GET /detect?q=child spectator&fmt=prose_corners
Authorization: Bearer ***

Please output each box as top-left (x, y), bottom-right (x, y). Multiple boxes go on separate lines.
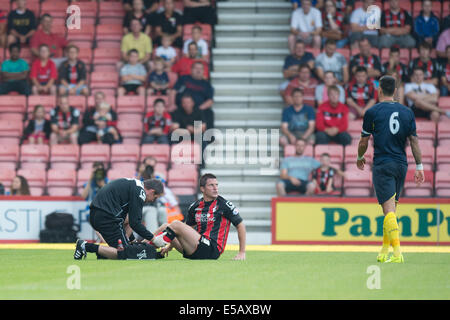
top-left (413, 0), bottom-right (440, 47)
top-left (147, 57), bottom-right (169, 96)
top-left (49, 95), bottom-right (80, 145)
top-left (7, 0), bottom-right (36, 46)
top-left (155, 35), bottom-right (178, 70)
top-left (311, 153), bottom-right (336, 195)
top-left (182, 25), bottom-right (209, 61)
top-left (30, 44), bottom-right (57, 95)
top-left (22, 104), bottom-right (51, 145)
top-left (142, 98), bottom-right (172, 144)
top-left (58, 45), bottom-right (88, 96)
top-left (346, 66), bottom-right (377, 120)
top-left (95, 114), bottom-right (121, 145)
top-left (315, 85), bottom-right (351, 146)
top-left (118, 49), bottom-right (147, 96)
top-left (0, 43), bottom-right (30, 95)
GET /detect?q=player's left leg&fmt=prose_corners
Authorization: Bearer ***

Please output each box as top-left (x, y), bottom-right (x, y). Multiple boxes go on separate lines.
top-left (157, 220), bottom-right (202, 256)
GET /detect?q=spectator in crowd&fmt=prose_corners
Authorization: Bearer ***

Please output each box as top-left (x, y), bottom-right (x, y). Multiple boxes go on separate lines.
top-left (30, 14), bottom-right (69, 68)
top-left (29, 44), bottom-right (57, 95)
top-left (81, 162), bottom-right (109, 202)
top-left (284, 64), bottom-right (318, 108)
top-left (436, 28), bottom-right (450, 58)
top-left (441, 3), bottom-right (450, 31)
top-left (291, 0), bottom-right (322, 11)
top-left (182, 0), bottom-right (217, 26)
top-left (7, 0), bottom-right (36, 46)
top-left (123, 0), bottom-right (151, 35)
top-left (8, 175), bottom-right (30, 196)
top-left (384, 69), bottom-right (405, 105)
top-left (154, 0), bottom-right (183, 48)
top-left (22, 104), bottom-right (51, 144)
top-left (171, 94), bottom-right (206, 142)
top-left (276, 138), bottom-right (320, 196)
top-left (171, 41), bottom-right (209, 79)
top-left (346, 66), bottom-right (377, 120)
top-left (171, 61), bottom-right (214, 129)
top-left (155, 35), bottom-right (178, 70)
top-left (405, 67), bottom-right (450, 122)
top-left (382, 45), bottom-right (409, 84)
top-left (315, 39), bottom-right (349, 85)
top-left (123, 0), bottom-right (159, 15)
top-left (321, 0), bottom-right (347, 48)
top-left (349, 37), bottom-right (382, 82)
top-left (378, 0), bottom-right (415, 49)
top-left (413, 0), bottom-right (440, 47)
top-left (311, 153), bottom-right (337, 195)
top-left (0, 43), bottom-right (30, 95)
top-left (142, 98), bottom-right (172, 144)
top-left (315, 85), bottom-right (351, 146)
top-left (288, 0), bottom-right (322, 52)
top-left (136, 156), bottom-right (158, 180)
top-left (148, 57), bottom-right (169, 96)
top-left (349, 0), bottom-right (379, 49)
top-left (58, 45), bottom-right (88, 96)
top-left (49, 95), bottom-right (80, 145)
top-left (440, 45), bottom-right (450, 97)
top-left (409, 41), bottom-right (440, 87)
top-left (0, 9), bottom-right (6, 48)
top-left (94, 112), bottom-right (122, 145)
top-left (280, 40), bottom-right (315, 92)
top-left (79, 92), bottom-right (118, 145)
top-left (182, 25), bottom-right (209, 61)
top-left (118, 49), bottom-right (147, 96)
top-left (120, 18), bottom-right (152, 69)
top-left (315, 71), bottom-right (346, 105)
top-left (280, 88), bottom-right (316, 146)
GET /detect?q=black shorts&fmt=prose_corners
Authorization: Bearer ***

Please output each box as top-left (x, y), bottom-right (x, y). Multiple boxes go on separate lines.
top-left (122, 84), bottom-right (141, 94)
top-left (183, 236), bottom-right (220, 260)
top-left (372, 161), bottom-right (408, 204)
top-left (281, 179), bottom-right (309, 194)
top-left (412, 105), bottom-right (431, 120)
top-left (89, 207), bottom-right (129, 248)
top-left (117, 243), bottom-right (158, 260)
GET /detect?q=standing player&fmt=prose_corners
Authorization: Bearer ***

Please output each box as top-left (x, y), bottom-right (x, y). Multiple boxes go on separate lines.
top-left (356, 75), bottom-right (425, 263)
top-left (74, 178), bottom-right (168, 260)
top-left (156, 173), bottom-right (247, 260)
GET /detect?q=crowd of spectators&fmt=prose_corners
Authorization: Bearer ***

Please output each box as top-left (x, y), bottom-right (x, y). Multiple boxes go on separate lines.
top-left (280, 0), bottom-right (450, 196)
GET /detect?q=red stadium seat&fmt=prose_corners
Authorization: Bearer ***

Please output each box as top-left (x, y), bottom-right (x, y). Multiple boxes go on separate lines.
top-left (50, 144), bottom-right (80, 170)
top-left (169, 187), bottom-right (196, 196)
top-left (0, 169), bottom-right (16, 188)
top-left (403, 170), bottom-right (434, 197)
top-left (344, 144), bottom-right (374, 167)
top-left (437, 119), bottom-right (450, 143)
top-left (41, 1), bottom-right (68, 18)
top-left (93, 48), bottom-right (122, 65)
top-left (140, 144), bottom-right (170, 164)
top-left (336, 48), bottom-right (351, 60)
top-left (110, 162), bottom-right (137, 171)
top-left (67, 24), bottom-right (96, 42)
top-left (436, 145), bottom-right (450, 171)
top-left (412, 1), bottom-right (441, 17)
top-left (0, 96), bottom-right (26, 115)
top-left (95, 24), bottom-right (124, 42)
top-left (98, 1), bottom-right (125, 17)
top-left (343, 170), bottom-right (372, 196)
top-left (284, 143), bottom-right (313, 157)
top-left (47, 169), bottom-right (77, 190)
top-left (435, 170), bottom-right (450, 197)
top-left (0, 144), bottom-right (19, 163)
top-left (167, 168), bottom-right (198, 189)
top-left (117, 96), bottom-right (145, 115)
top-left (17, 169), bottom-right (46, 195)
top-left (80, 144), bottom-right (110, 168)
top-left (111, 144), bottom-right (140, 165)
top-left (438, 97), bottom-right (450, 111)
top-left (0, 113), bottom-right (24, 121)
top-left (415, 120), bottom-right (436, 143)
top-left (90, 72), bottom-right (119, 90)
top-left (314, 145), bottom-right (344, 166)
top-left (69, 0), bottom-right (98, 18)
top-left (146, 96), bottom-right (169, 113)
top-left (170, 142), bottom-right (202, 166)
top-left (107, 168), bottom-right (136, 181)
top-left (168, 71), bottom-right (178, 89)
top-left (347, 119), bottom-right (363, 141)
top-left (27, 95), bottom-right (56, 116)
top-left (67, 96), bottom-right (87, 113)
top-left (406, 140), bottom-right (434, 170)
top-left (20, 144), bottom-right (49, 170)
top-left (117, 120), bottom-right (143, 142)
top-left (0, 120), bottom-right (23, 140)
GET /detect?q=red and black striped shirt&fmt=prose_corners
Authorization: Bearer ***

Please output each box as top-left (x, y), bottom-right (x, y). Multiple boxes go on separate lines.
top-left (381, 8), bottom-right (413, 28)
top-left (346, 80), bottom-right (378, 107)
top-left (409, 57), bottom-right (439, 81)
top-left (186, 195), bottom-right (243, 255)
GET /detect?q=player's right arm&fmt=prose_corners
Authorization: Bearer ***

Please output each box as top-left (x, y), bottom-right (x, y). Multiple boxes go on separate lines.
top-left (408, 134), bottom-right (425, 186)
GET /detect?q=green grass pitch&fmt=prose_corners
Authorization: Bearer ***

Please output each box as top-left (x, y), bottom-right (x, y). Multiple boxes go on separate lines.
top-left (0, 249), bottom-right (449, 300)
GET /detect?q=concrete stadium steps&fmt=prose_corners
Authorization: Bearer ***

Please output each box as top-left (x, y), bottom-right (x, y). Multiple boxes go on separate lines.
top-left (215, 36), bottom-right (288, 49)
top-left (214, 84), bottom-right (280, 96)
top-left (212, 48), bottom-right (290, 61)
top-left (214, 96), bottom-right (285, 109)
top-left (215, 25), bottom-right (290, 38)
top-left (211, 72), bottom-right (283, 85)
top-left (218, 13), bottom-right (289, 25)
top-left (217, 1), bottom-right (291, 15)
top-left (214, 108), bottom-right (281, 121)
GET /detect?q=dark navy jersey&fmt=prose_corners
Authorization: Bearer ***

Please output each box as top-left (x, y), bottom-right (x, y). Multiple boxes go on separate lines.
top-left (186, 195), bottom-right (243, 254)
top-left (361, 101), bottom-right (417, 166)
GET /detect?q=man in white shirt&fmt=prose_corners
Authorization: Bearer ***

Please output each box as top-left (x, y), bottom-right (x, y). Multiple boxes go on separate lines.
top-left (405, 67), bottom-right (450, 123)
top-left (182, 25), bottom-right (209, 61)
top-left (349, 0), bottom-right (379, 49)
top-left (288, 0), bottom-right (322, 52)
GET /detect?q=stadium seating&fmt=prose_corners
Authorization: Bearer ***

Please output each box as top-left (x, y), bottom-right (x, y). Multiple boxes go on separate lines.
top-left (0, 120), bottom-right (23, 145)
top-left (0, 144), bottom-right (20, 164)
top-left (0, 169), bottom-right (16, 189)
top-left (46, 169), bottom-right (77, 196)
top-left (343, 170), bottom-right (372, 197)
top-left (17, 169), bottom-right (46, 196)
top-left (314, 145), bottom-right (344, 167)
top-left (107, 168), bottom-right (136, 181)
top-left (98, 2), bottom-right (125, 24)
top-left (90, 72), bottom-right (119, 91)
top-left (284, 144), bottom-right (313, 158)
top-left (40, 1), bottom-right (68, 19)
top-left (406, 139), bottom-right (435, 170)
top-left (171, 142), bottom-right (202, 166)
top-left (344, 145), bottom-right (374, 168)
top-left (27, 95), bottom-right (56, 116)
top-left (93, 48), bottom-right (122, 66)
top-left (117, 96), bottom-right (146, 115)
top-left (117, 120), bottom-right (143, 144)
top-left (20, 144), bottom-right (50, 170)
top-left (67, 24), bottom-right (96, 43)
top-left (403, 170), bottom-right (434, 197)
top-left (80, 144), bottom-right (110, 169)
top-left (0, 96), bottom-right (27, 116)
top-left (436, 145), bottom-right (450, 171)
top-left (167, 168), bottom-right (199, 193)
top-left (140, 144), bottom-right (170, 164)
top-left (76, 168), bottom-right (91, 195)
top-left (415, 120), bottom-right (436, 143)
top-left (110, 144), bottom-right (140, 167)
top-left (50, 144), bottom-right (80, 170)
top-left (435, 171), bottom-right (450, 197)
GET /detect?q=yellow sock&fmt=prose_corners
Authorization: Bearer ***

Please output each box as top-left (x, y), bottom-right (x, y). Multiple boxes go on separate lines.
top-left (384, 212), bottom-right (401, 257)
top-left (380, 227), bottom-right (390, 255)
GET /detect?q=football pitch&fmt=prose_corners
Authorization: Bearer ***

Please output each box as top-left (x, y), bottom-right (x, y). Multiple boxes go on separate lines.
top-left (0, 245), bottom-right (449, 300)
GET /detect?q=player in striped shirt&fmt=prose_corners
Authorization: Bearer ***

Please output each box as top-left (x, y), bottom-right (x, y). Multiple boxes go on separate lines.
top-left (155, 173), bottom-right (247, 260)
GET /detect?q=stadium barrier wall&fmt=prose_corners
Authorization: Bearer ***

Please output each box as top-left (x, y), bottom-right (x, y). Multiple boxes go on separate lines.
top-left (271, 197), bottom-right (450, 245)
top-left (0, 196), bottom-right (95, 243)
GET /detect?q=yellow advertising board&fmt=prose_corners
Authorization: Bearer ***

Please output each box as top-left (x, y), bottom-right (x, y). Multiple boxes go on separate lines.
top-left (272, 198), bottom-right (450, 245)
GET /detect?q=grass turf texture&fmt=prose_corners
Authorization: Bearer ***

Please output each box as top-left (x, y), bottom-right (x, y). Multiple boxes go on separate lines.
top-left (0, 249), bottom-right (449, 300)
